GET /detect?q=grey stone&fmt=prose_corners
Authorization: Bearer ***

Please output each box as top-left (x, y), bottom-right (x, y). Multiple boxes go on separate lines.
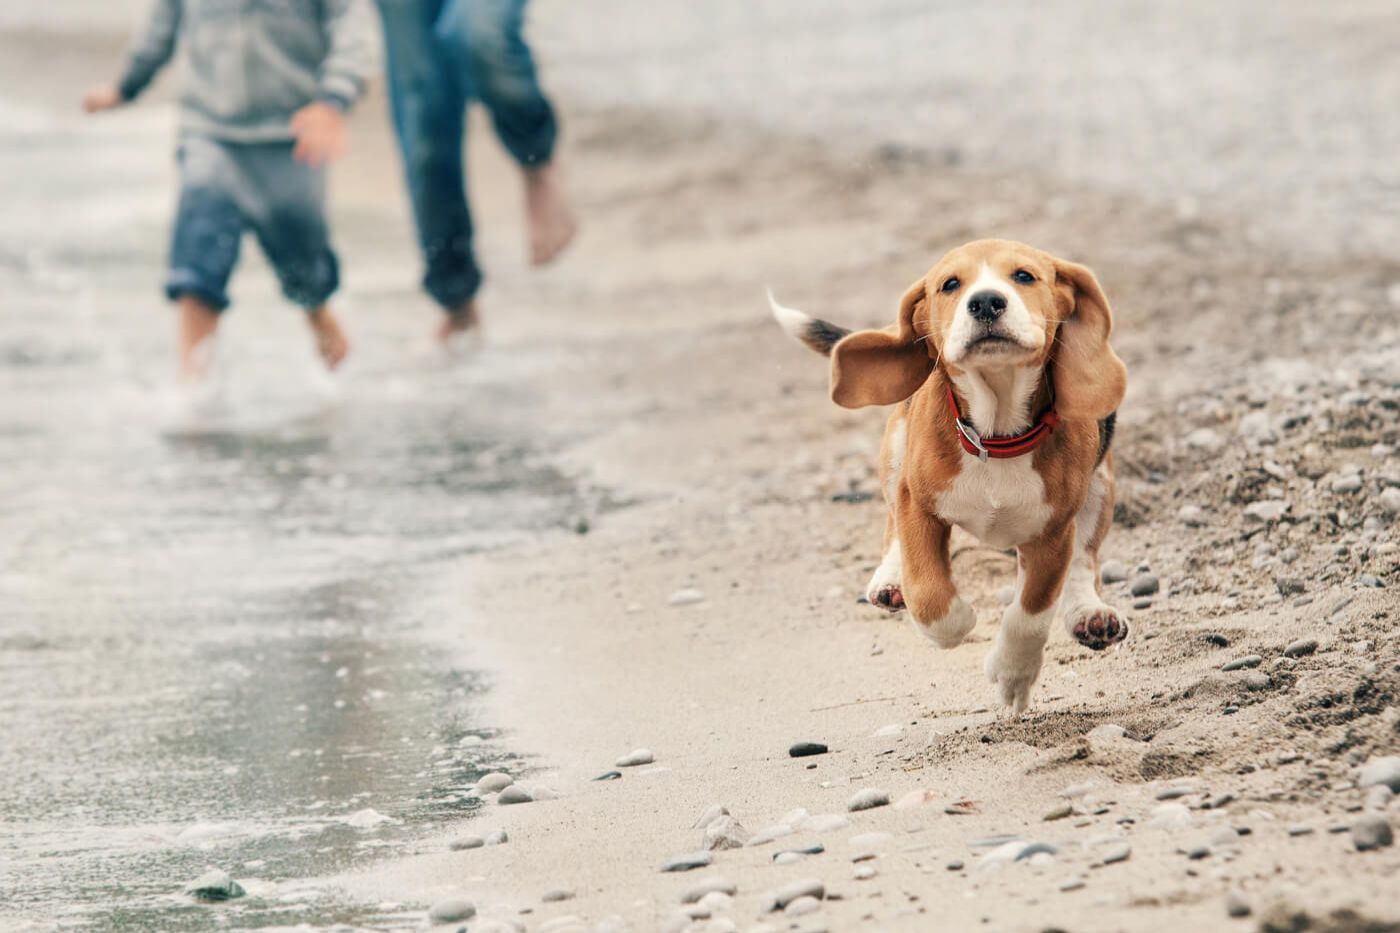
top-left (1185, 845), bottom-right (1211, 859)
top-left (1283, 638), bottom-right (1318, 658)
top-left (449, 835), bottom-right (485, 850)
top-left (1178, 504), bottom-right (1206, 527)
top-left (1203, 792), bottom-right (1235, 810)
top-left (1060, 876), bottom-right (1087, 892)
top-left (661, 851), bottom-right (713, 872)
top-left (667, 587), bottom-right (705, 606)
top-left (1100, 843), bottom-right (1132, 864)
top-left (1222, 655), bottom-right (1263, 671)
top-left (1043, 802), bottom-right (1073, 821)
top-left (427, 898), bottom-right (477, 923)
top-left (1287, 824), bottom-right (1314, 836)
top-left (616, 748), bottom-right (655, 767)
top-left (784, 895), bottom-right (822, 918)
top-left (1186, 427), bottom-right (1223, 453)
top-left (1243, 500), bottom-right (1290, 523)
top-left (1331, 473), bottom-right (1364, 494)
top-left (1365, 785), bottom-right (1395, 811)
top-left (1155, 785), bottom-right (1198, 800)
top-left (691, 804), bottom-right (729, 830)
top-left (497, 785), bottom-right (533, 805)
top-left (1244, 671), bottom-right (1271, 691)
top-left (484, 829), bottom-right (508, 845)
top-left (593, 770), bottom-right (623, 781)
top-left (475, 772), bottom-right (514, 794)
top-left (764, 877), bottom-right (824, 911)
top-left (1100, 560), bottom-right (1129, 584)
top-left (542, 889), bottom-right (576, 903)
top-left (789, 742), bottom-right (828, 757)
top-left (1129, 574), bottom-right (1160, 597)
top-left (680, 876), bottom-right (737, 904)
top-left (946, 859), bottom-right (964, 870)
top-left (1226, 891), bottom-right (1252, 918)
top-left (1352, 815), bottom-right (1394, 851)
top-left (772, 844), bottom-right (824, 862)
top-left (1132, 597), bottom-right (1153, 610)
top-left (853, 864), bottom-right (877, 880)
top-left (184, 869), bottom-right (245, 902)
top-left (847, 787), bottom-right (891, 812)
top-left (1379, 487), bottom-right (1400, 516)
top-left (704, 814), bottom-right (750, 850)
top-left (1276, 578), bottom-right (1305, 596)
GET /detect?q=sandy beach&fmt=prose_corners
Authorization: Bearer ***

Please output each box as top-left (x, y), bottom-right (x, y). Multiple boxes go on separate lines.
top-left (3, 2), bottom-right (1398, 931)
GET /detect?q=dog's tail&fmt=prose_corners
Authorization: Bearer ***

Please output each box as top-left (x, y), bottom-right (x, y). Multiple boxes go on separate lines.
top-left (768, 290), bottom-right (851, 357)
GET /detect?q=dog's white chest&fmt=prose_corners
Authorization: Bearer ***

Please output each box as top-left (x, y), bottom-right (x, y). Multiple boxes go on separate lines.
top-left (935, 457), bottom-right (1052, 548)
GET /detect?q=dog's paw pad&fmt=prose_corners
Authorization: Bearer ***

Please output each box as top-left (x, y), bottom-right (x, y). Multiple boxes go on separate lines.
top-left (1070, 608), bottom-right (1128, 651)
top-left (870, 585), bottom-right (905, 612)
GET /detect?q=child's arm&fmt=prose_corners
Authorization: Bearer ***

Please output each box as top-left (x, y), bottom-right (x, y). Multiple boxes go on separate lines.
top-left (291, 0), bottom-right (375, 165)
top-left (84, 0), bottom-right (181, 112)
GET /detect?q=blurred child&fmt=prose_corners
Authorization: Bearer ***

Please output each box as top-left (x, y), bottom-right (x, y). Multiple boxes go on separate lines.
top-left (84, 0), bottom-right (375, 388)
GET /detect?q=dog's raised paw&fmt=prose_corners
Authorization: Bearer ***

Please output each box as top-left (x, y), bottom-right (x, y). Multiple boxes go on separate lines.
top-left (869, 584), bottom-right (905, 612)
top-left (1068, 606), bottom-right (1128, 651)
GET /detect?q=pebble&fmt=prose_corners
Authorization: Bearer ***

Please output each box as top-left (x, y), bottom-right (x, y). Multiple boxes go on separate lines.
top-left (1226, 891), bottom-right (1252, 918)
top-left (485, 829), bottom-right (508, 845)
top-left (1331, 473), bottom-right (1364, 494)
top-left (542, 889), bottom-right (576, 903)
top-left (1353, 816), bottom-right (1394, 851)
top-left (1359, 756), bottom-right (1400, 793)
top-left (853, 864), bottom-right (877, 880)
top-left (1365, 786), bottom-right (1394, 811)
top-left (593, 770), bottom-right (623, 781)
top-left (661, 851), bottom-right (714, 872)
top-left (784, 895), bottom-right (822, 918)
top-left (667, 587), bottom-right (705, 606)
top-left (1222, 655), bottom-right (1263, 671)
top-left (764, 878), bottom-right (824, 912)
top-left (497, 785), bottom-right (533, 805)
top-left (1203, 793), bottom-right (1235, 810)
top-left (789, 742), bottom-right (828, 758)
top-left (1380, 487), bottom-right (1400, 516)
top-left (946, 859), bottom-right (964, 871)
top-left (1100, 843), bottom-right (1132, 864)
top-left (1185, 845), bottom-right (1211, 860)
top-left (680, 877), bottom-right (737, 903)
top-left (1154, 785), bottom-right (1197, 800)
top-left (1210, 826), bottom-right (1241, 847)
top-left (1100, 560), bottom-right (1128, 584)
top-left (1283, 638), bottom-right (1318, 658)
top-left (1243, 500), bottom-right (1290, 523)
top-left (1060, 876), bottom-right (1087, 892)
top-left (427, 898), bottom-right (477, 923)
top-left (616, 748), bottom-right (655, 767)
top-left (1200, 633), bottom-right (1230, 648)
top-left (1276, 578), bottom-right (1305, 596)
top-left (1043, 802), bottom-right (1073, 821)
top-left (1244, 672), bottom-right (1271, 691)
top-left (692, 804), bottom-right (729, 830)
top-left (1060, 781), bottom-right (1095, 799)
top-left (475, 772), bottom-right (514, 794)
top-left (847, 788), bottom-right (891, 812)
top-left (1178, 504), bottom-right (1206, 527)
top-left (704, 814), bottom-right (751, 850)
top-left (184, 869), bottom-right (245, 902)
top-left (1186, 427), bottom-right (1222, 453)
top-left (1132, 597), bottom-right (1153, 610)
top-left (1287, 824), bottom-right (1314, 836)
top-left (1129, 574), bottom-right (1160, 597)
top-left (772, 844), bottom-right (824, 863)
top-left (449, 835), bottom-right (485, 850)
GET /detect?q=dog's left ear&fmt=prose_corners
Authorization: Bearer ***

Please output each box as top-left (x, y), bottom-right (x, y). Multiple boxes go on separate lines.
top-left (830, 279), bottom-right (936, 408)
top-left (1050, 259), bottom-right (1127, 422)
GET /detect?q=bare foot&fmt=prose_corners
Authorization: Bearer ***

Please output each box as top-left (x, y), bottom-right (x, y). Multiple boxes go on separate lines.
top-left (524, 161), bottom-right (577, 266)
top-left (177, 295), bottom-right (220, 382)
top-left (306, 306), bottom-right (349, 370)
top-left (436, 301), bottom-right (482, 347)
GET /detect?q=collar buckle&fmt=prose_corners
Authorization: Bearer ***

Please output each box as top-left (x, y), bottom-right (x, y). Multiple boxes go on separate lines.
top-left (955, 418), bottom-right (989, 463)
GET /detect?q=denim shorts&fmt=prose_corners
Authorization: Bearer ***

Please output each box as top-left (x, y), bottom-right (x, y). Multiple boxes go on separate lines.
top-left (166, 136), bottom-right (340, 312)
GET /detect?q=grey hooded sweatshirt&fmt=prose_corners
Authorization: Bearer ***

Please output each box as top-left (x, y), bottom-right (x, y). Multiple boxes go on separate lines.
top-left (117, 0), bottom-right (375, 142)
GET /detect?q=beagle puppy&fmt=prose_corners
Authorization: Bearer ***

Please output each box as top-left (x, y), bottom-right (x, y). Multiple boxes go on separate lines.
top-left (773, 239), bottom-right (1128, 711)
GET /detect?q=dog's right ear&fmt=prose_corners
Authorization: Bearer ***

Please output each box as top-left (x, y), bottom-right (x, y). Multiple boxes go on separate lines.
top-left (830, 279), bottom-right (935, 408)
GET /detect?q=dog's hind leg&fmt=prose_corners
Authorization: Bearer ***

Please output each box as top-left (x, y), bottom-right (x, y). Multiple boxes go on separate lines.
top-left (1060, 456), bottom-right (1128, 650)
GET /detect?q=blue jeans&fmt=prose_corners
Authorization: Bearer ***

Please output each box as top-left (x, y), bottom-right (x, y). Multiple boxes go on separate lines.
top-left (167, 136), bottom-right (339, 312)
top-left (375, 0), bottom-right (558, 312)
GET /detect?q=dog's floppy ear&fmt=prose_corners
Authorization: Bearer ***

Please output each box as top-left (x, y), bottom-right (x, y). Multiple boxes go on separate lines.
top-left (829, 279), bottom-right (936, 409)
top-left (1051, 259), bottom-right (1127, 422)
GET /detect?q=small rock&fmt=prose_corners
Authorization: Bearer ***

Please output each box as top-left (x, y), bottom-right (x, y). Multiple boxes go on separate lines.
top-left (449, 835), bottom-right (485, 850)
top-left (1178, 504), bottom-right (1206, 527)
top-left (1154, 785), bottom-right (1197, 800)
top-left (1185, 845), bottom-right (1211, 860)
top-left (1043, 802), bottom-right (1073, 821)
top-left (1100, 843), bottom-right (1132, 864)
top-left (1359, 756), bottom-right (1400, 793)
top-left (1365, 785), bottom-right (1394, 811)
top-left (691, 804), bottom-right (729, 830)
top-left (1243, 501), bottom-right (1290, 523)
top-left (668, 587), bottom-right (705, 606)
top-left (1287, 824), bottom-right (1314, 836)
top-left (593, 770), bottom-right (623, 781)
top-left (773, 844), bottom-right (824, 862)
top-left (1222, 655), bottom-right (1263, 671)
top-left (1210, 826), bottom-right (1241, 847)
top-left (1276, 578), bottom-right (1305, 596)
top-left (184, 869), bottom-right (245, 902)
top-left (1353, 816), bottom-right (1394, 851)
top-left (789, 742), bottom-right (828, 758)
top-left (1186, 427), bottom-right (1222, 453)
top-left (1283, 638), bottom-right (1318, 658)
top-left (484, 829), bottom-right (508, 845)
top-left (1203, 792), bottom-right (1235, 810)
top-left (1244, 671), bottom-right (1271, 691)
top-left (542, 889), bottom-right (576, 903)
top-left (1060, 876), bottom-right (1087, 892)
top-left (784, 895), bottom-right (821, 918)
top-left (1100, 560), bottom-right (1128, 584)
top-left (616, 748), bottom-right (655, 767)
top-left (1129, 574), bottom-right (1160, 597)
top-left (1226, 891), bottom-right (1252, 918)
top-left (847, 788), bottom-right (891, 812)
top-left (1331, 473), bottom-right (1364, 494)
top-left (497, 785), bottom-right (533, 805)
top-left (475, 772), bottom-right (514, 794)
top-left (946, 859), bottom-right (964, 871)
top-left (427, 898), bottom-right (477, 923)
top-left (853, 864), bottom-right (877, 880)
top-left (1200, 633), bottom-right (1230, 648)
top-left (704, 814), bottom-right (750, 850)
top-left (1379, 487), bottom-right (1400, 516)
top-left (661, 851), bottom-right (713, 873)
top-left (1132, 597), bottom-right (1153, 610)
top-left (681, 877), bottom-right (737, 904)
top-left (764, 877), bottom-right (824, 912)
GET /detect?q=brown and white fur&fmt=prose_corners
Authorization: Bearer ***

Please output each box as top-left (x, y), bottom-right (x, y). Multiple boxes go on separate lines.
top-left (772, 239), bottom-right (1128, 712)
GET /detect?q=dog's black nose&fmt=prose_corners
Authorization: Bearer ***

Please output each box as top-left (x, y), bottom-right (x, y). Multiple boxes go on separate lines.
top-left (967, 290), bottom-right (1008, 322)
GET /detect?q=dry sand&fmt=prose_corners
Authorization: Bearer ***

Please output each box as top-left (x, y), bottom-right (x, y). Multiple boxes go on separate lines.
top-left (327, 103), bottom-right (1400, 932)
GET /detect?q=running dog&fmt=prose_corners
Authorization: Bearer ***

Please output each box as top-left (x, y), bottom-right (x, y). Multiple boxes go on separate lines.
top-left (773, 239), bottom-right (1128, 711)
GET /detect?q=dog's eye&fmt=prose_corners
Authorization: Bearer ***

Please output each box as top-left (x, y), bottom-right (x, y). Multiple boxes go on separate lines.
top-left (1011, 269), bottom-right (1035, 284)
top-left (941, 277), bottom-right (961, 293)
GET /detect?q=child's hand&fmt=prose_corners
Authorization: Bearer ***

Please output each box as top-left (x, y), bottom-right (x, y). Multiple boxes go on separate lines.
top-left (291, 102), bottom-right (348, 167)
top-left (82, 84), bottom-right (124, 113)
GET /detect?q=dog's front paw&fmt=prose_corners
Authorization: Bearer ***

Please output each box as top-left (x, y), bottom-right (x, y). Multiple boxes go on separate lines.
top-left (1065, 604), bottom-right (1128, 651)
top-left (911, 597), bottom-right (977, 649)
top-left (868, 583), bottom-right (905, 612)
top-left (984, 637), bottom-right (1044, 713)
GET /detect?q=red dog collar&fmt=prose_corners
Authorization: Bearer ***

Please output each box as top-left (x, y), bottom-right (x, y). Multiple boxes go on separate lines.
top-left (946, 382), bottom-right (1060, 462)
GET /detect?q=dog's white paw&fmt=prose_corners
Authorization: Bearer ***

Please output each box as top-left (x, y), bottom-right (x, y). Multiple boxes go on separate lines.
top-left (1063, 603), bottom-right (1129, 651)
top-left (867, 583), bottom-right (905, 612)
top-left (911, 597), bottom-right (977, 649)
top-left (984, 636), bottom-right (1044, 713)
